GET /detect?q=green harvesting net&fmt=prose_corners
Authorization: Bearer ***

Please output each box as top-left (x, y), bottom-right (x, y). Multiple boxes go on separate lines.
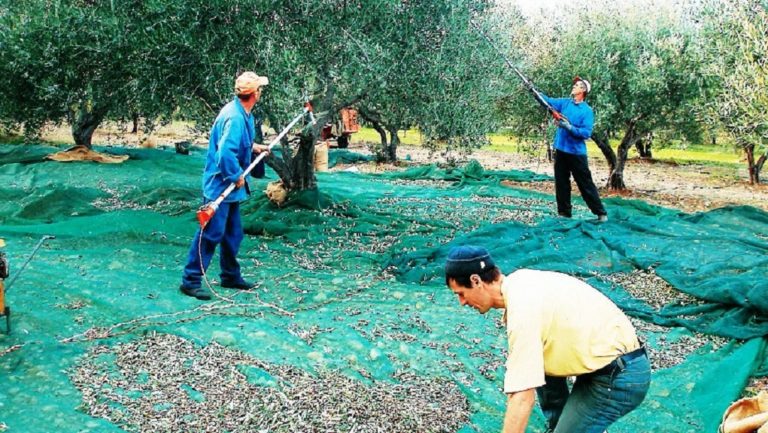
top-left (0, 143), bottom-right (766, 433)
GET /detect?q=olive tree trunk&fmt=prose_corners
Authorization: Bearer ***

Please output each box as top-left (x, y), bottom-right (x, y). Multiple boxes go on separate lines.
top-left (592, 131), bottom-right (618, 178)
top-left (358, 107), bottom-right (398, 163)
top-left (594, 121), bottom-right (644, 191)
top-left (71, 105), bottom-right (108, 148)
top-left (265, 112), bottom-right (323, 192)
top-left (634, 132), bottom-right (653, 158)
top-left (265, 85), bottom-right (365, 192)
top-left (387, 126), bottom-right (399, 162)
top-left (756, 153), bottom-right (767, 184)
top-left (745, 144), bottom-right (767, 184)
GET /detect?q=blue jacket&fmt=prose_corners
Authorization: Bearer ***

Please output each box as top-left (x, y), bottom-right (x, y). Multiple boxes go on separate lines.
top-left (202, 98), bottom-right (255, 203)
top-left (542, 94), bottom-right (594, 155)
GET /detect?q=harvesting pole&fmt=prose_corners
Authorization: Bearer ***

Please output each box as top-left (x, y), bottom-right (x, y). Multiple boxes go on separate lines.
top-left (1, 234), bottom-right (55, 334)
top-left (470, 20), bottom-right (567, 122)
top-left (196, 102), bottom-right (315, 228)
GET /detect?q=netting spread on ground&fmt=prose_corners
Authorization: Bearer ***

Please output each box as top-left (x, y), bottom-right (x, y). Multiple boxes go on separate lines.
top-left (0, 143), bottom-right (767, 433)
top-left (71, 333), bottom-right (469, 433)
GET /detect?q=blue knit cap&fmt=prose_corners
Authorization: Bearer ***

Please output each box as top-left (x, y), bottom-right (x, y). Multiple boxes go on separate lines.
top-left (445, 245), bottom-right (495, 278)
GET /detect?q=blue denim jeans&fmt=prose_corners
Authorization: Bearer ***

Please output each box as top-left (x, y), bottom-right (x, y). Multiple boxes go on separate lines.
top-left (181, 201), bottom-right (244, 288)
top-left (537, 349), bottom-right (651, 433)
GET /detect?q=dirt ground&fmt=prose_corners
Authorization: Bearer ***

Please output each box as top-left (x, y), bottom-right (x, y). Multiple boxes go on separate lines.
top-left (38, 123), bottom-right (768, 213)
top-left (346, 142), bottom-right (768, 213)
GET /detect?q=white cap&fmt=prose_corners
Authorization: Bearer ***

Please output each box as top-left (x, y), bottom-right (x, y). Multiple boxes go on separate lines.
top-left (574, 76), bottom-right (591, 94)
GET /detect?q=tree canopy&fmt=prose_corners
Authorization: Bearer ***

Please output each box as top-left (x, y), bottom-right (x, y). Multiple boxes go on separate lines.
top-left (1, 0), bottom-right (766, 188)
top-left (0, 1), bottom-right (135, 146)
top-left (500, 0), bottom-right (707, 189)
top-left (699, 0), bottom-right (768, 183)
top-left (0, 0), bottom-right (509, 191)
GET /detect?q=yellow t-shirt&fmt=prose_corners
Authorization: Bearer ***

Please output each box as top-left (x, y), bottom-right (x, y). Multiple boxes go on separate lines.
top-left (502, 269), bottom-right (640, 393)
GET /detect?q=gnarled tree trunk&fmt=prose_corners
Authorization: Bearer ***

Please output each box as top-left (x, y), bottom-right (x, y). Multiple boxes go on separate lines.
top-left (265, 110), bottom-right (323, 193)
top-left (592, 131), bottom-right (617, 174)
top-left (71, 106), bottom-right (108, 148)
top-left (756, 153), bottom-right (766, 184)
top-left (264, 84), bottom-right (364, 193)
top-left (386, 126), bottom-right (399, 162)
top-left (591, 131), bottom-right (617, 189)
top-left (369, 118), bottom-right (389, 160)
top-left (358, 107), bottom-right (398, 163)
top-left (607, 121), bottom-right (643, 190)
top-left (635, 132), bottom-right (653, 158)
top-left (288, 129), bottom-right (319, 190)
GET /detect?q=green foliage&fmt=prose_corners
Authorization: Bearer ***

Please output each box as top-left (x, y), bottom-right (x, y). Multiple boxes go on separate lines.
top-left (497, 0), bottom-right (711, 188)
top-left (0, 1), bottom-right (134, 140)
top-left (0, 0), bottom-right (506, 159)
top-left (355, 1), bottom-right (511, 154)
top-left (699, 0), bottom-right (768, 167)
top-left (505, 0), bottom-right (706, 139)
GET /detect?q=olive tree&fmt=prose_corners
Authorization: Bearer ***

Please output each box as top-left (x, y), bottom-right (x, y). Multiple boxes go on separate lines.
top-left (355, 2), bottom-right (512, 162)
top-left (150, 0), bottom-right (505, 190)
top-left (699, 0), bottom-right (768, 184)
top-left (502, 0), bottom-right (707, 190)
top-left (584, 5), bottom-right (706, 190)
top-left (0, 0), bottom-right (507, 193)
top-left (0, 0), bottom-right (135, 147)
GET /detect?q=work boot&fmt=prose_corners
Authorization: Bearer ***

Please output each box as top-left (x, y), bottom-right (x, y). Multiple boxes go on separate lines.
top-left (597, 214), bottom-right (608, 222)
top-left (180, 285), bottom-right (212, 300)
top-left (220, 279), bottom-right (255, 290)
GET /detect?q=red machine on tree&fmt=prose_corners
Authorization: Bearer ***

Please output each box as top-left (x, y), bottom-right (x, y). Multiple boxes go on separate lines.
top-left (320, 107), bottom-right (360, 149)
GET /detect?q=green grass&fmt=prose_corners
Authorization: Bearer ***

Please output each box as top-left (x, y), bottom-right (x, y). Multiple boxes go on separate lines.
top-left (648, 144), bottom-right (741, 165)
top-left (352, 127), bottom-right (422, 146)
top-left (380, 128), bottom-right (742, 165)
top-left (488, 139), bottom-right (741, 165)
top-left (0, 132), bottom-right (26, 144)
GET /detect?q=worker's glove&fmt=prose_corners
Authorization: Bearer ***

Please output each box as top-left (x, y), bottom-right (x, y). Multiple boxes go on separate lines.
top-left (557, 119), bottom-right (573, 131)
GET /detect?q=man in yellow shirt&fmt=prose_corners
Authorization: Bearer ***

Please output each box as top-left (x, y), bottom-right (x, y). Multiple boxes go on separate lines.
top-left (445, 245), bottom-right (650, 433)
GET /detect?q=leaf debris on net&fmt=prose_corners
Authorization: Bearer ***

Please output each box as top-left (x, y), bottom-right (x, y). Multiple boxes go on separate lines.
top-left (595, 269), bottom-right (728, 371)
top-left (597, 268), bottom-right (705, 311)
top-left (628, 318), bottom-right (728, 371)
top-left (71, 333), bottom-right (470, 433)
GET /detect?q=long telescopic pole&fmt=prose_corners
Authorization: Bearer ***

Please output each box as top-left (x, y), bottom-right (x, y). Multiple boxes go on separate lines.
top-left (196, 102), bottom-right (314, 228)
top-left (5, 235), bottom-right (55, 292)
top-left (469, 20), bottom-right (566, 122)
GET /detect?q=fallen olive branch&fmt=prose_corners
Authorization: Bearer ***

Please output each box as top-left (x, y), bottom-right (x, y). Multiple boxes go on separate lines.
top-left (0, 344), bottom-right (23, 358)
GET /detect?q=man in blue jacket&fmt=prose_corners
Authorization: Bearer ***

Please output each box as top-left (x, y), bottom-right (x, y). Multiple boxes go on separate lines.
top-left (180, 71), bottom-right (270, 300)
top-left (542, 77), bottom-right (607, 222)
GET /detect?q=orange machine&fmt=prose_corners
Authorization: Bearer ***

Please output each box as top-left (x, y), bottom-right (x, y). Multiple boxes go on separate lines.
top-left (340, 107), bottom-right (360, 134)
top-left (334, 107), bottom-right (359, 149)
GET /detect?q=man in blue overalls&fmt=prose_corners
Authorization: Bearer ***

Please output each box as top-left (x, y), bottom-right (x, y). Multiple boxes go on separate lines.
top-left (180, 72), bottom-right (269, 300)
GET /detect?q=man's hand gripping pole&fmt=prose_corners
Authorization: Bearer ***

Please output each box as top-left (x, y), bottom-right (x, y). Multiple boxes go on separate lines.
top-left (196, 102), bottom-right (315, 228)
